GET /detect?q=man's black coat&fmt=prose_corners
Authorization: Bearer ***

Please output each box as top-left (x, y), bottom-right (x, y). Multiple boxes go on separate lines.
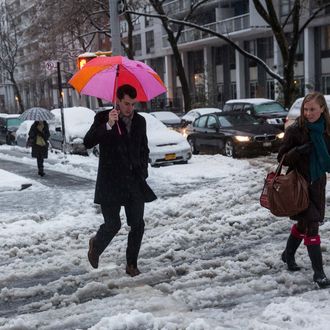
top-left (84, 110), bottom-right (156, 205)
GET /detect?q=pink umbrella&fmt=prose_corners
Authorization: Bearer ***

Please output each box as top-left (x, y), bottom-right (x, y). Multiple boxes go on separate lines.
top-left (69, 56), bottom-right (167, 103)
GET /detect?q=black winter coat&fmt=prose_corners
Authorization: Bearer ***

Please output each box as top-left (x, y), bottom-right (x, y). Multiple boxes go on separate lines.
top-left (278, 119), bottom-right (330, 222)
top-left (84, 110), bottom-right (156, 205)
top-left (28, 121), bottom-right (50, 159)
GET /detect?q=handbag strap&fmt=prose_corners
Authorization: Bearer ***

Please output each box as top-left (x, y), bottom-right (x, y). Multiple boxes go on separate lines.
top-left (270, 154), bottom-right (286, 184)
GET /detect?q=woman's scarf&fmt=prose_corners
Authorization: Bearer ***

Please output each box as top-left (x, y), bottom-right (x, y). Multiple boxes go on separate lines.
top-left (307, 115), bottom-right (330, 182)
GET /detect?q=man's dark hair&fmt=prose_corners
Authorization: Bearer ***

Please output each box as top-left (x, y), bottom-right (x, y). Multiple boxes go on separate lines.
top-left (117, 84), bottom-right (137, 100)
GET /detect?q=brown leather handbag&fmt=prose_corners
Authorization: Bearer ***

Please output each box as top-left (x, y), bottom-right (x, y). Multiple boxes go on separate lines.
top-left (260, 155), bottom-right (309, 217)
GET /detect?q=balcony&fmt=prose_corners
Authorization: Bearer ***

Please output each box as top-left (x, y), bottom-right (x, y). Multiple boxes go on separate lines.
top-left (163, 0), bottom-right (219, 16)
top-left (162, 13), bottom-right (250, 48)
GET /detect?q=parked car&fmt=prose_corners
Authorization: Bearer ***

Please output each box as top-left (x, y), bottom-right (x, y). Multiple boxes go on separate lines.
top-left (15, 120), bottom-right (34, 147)
top-left (139, 112), bottom-right (192, 166)
top-left (49, 106), bottom-right (96, 155)
top-left (0, 114), bottom-right (22, 145)
top-left (149, 111), bottom-right (182, 131)
top-left (186, 111), bottom-right (284, 158)
top-left (181, 108), bottom-right (222, 126)
top-left (285, 95), bottom-right (330, 130)
top-left (223, 98), bottom-right (287, 130)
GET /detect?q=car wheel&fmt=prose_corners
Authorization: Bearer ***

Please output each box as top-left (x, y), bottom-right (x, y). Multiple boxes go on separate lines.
top-left (188, 137), bottom-right (199, 155)
top-left (224, 139), bottom-right (236, 158)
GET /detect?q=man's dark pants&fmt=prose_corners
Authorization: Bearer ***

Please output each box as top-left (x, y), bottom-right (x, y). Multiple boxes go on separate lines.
top-left (93, 180), bottom-right (145, 267)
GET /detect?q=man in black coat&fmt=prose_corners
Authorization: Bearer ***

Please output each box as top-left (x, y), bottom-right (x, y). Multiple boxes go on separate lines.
top-left (84, 84), bottom-right (156, 277)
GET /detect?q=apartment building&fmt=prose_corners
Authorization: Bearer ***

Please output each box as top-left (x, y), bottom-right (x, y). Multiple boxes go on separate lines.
top-left (123, 0), bottom-right (330, 110)
top-left (1, 0), bottom-right (330, 113)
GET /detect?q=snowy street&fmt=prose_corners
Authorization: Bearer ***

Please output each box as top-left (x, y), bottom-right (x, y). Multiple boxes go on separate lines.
top-left (1, 145), bottom-right (330, 330)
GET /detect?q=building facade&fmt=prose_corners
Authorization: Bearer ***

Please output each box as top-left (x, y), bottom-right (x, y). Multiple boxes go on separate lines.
top-left (1, 0), bottom-right (330, 113)
top-left (123, 0), bottom-right (330, 110)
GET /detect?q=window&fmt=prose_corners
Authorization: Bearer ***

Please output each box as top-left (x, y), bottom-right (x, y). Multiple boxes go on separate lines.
top-left (233, 104), bottom-right (244, 111)
top-left (231, 83), bottom-right (237, 99)
top-left (196, 116), bottom-right (208, 128)
top-left (249, 81), bottom-right (257, 98)
top-left (206, 116), bottom-right (217, 129)
top-left (133, 14), bottom-right (141, 29)
top-left (121, 21), bottom-right (128, 33)
top-left (267, 80), bottom-right (275, 99)
top-left (322, 76), bottom-right (330, 94)
top-left (264, 37), bottom-right (274, 59)
top-left (321, 25), bottom-right (330, 51)
top-left (280, 0), bottom-right (293, 16)
top-left (133, 34), bottom-right (141, 56)
top-left (145, 5), bottom-right (153, 27)
top-left (146, 31), bottom-right (154, 54)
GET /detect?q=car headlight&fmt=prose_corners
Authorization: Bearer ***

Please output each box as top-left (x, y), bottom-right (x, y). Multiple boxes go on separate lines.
top-left (276, 132), bottom-right (285, 139)
top-left (234, 136), bottom-right (250, 142)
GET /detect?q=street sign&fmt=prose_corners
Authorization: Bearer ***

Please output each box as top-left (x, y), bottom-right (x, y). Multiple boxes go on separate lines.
top-left (44, 60), bottom-right (57, 73)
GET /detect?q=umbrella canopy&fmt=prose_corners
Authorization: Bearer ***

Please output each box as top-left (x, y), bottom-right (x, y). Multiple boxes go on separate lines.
top-left (69, 56), bottom-right (167, 103)
top-left (19, 107), bottom-right (55, 121)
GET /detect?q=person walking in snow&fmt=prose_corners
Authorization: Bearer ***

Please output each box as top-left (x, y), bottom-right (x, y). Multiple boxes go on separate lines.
top-left (278, 92), bottom-right (330, 288)
top-left (27, 120), bottom-right (50, 176)
top-left (83, 84), bottom-right (156, 277)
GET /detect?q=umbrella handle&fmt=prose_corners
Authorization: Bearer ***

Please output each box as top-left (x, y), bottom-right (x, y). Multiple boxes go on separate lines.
top-left (116, 122), bottom-right (122, 135)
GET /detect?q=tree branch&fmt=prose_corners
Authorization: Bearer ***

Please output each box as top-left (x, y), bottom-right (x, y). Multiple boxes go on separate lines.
top-left (126, 10), bottom-right (284, 84)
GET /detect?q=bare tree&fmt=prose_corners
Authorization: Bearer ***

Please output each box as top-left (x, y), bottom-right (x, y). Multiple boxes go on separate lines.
top-left (138, 0), bottom-right (210, 113)
top-left (128, 0), bottom-right (330, 108)
top-left (0, 2), bottom-right (24, 113)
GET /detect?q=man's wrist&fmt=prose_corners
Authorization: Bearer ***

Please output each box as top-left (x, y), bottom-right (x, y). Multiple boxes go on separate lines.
top-left (106, 122), bottom-right (113, 130)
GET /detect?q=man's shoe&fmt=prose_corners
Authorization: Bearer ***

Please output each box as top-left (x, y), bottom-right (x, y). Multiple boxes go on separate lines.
top-left (126, 264), bottom-right (141, 277)
top-left (313, 274), bottom-right (330, 289)
top-left (88, 237), bottom-right (99, 269)
top-left (38, 171), bottom-right (45, 177)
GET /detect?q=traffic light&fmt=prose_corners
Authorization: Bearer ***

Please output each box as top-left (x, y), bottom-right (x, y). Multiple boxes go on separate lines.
top-left (77, 53), bottom-right (96, 70)
top-left (77, 57), bottom-right (88, 69)
top-left (76, 51), bottom-right (112, 70)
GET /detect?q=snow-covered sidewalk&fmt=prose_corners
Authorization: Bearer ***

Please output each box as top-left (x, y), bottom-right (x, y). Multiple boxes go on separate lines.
top-left (1, 146), bottom-right (330, 330)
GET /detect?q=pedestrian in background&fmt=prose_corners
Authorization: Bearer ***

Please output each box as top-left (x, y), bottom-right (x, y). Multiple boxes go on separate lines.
top-left (27, 120), bottom-right (50, 177)
top-left (278, 91), bottom-right (330, 288)
top-left (84, 84), bottom-right (156, 277)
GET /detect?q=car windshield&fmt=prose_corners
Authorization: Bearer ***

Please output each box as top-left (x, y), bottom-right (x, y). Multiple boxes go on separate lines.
top-left (254, 102), bottom-right (285, 114)
top-left (217, 113), bottom-right (259, 127)
top-left (7, 118), bottom-right (21, 128)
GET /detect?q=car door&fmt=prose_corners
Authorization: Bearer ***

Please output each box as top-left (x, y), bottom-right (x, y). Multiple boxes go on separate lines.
top-left (0, 118), bottom-right (6, 144)
top-left (192, 115), bottom-right (208, 151)
top-left (203, 115), bottom-right (220, 152)
top-left (214, 116), bottom-right (231, 152)
top-left (49, 117), bottom-right (63, 150)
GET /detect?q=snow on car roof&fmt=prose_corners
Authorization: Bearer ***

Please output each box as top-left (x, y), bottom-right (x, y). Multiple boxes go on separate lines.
top-left (149, 111), bottom-right (180, 121)
top-left (225, 98), bottom-right (276, 105)
top-left (139, 112), bottom-right (186, 145)
top-left (51, 106), bottom-right (95, 140)
top-left (0, 113), bottom-right (20, 118)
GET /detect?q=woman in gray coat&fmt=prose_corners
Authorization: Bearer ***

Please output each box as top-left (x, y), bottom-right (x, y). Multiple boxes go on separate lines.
top-left (278, 92), bottom-right (330, 288)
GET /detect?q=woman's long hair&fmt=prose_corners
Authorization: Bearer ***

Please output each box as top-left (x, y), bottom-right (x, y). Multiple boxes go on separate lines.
top-left (298, 92), bottom-right (330, 135)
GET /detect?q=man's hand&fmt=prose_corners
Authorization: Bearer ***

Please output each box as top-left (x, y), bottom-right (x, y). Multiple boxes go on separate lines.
top-left (108, 109), bottom-right (119, 127)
